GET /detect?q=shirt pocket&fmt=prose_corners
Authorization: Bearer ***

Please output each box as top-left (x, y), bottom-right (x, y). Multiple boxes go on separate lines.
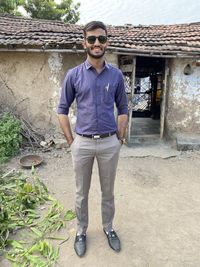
top-left (103, 84), bottom-right (115, 104)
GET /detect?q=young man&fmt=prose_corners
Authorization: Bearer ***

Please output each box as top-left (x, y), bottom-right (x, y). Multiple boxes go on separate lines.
top-left (57, 21), bottom-right (128, 257)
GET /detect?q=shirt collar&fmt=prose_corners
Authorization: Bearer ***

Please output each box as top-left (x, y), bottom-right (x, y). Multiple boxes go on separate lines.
top-left (84, 59), bottom-right (110, 70)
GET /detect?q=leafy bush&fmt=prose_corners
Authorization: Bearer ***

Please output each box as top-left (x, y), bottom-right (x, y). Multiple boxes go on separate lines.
top-left (0, 113), bottom-right (22, 163)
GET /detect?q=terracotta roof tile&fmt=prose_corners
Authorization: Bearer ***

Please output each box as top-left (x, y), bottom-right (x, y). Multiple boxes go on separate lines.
top-left (0, 15), bottom-right (200, 56)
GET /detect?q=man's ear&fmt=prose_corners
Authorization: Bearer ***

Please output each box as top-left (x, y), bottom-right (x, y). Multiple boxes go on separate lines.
top-left (82, 39), bottom-right (86, 49)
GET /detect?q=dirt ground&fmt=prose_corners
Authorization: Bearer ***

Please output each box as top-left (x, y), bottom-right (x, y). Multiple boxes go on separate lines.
top-left (1, 143), bottom-right (200, 267)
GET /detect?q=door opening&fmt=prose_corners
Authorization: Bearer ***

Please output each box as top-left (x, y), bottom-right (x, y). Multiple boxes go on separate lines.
top-left (119, 55), bottom-right (166, 144)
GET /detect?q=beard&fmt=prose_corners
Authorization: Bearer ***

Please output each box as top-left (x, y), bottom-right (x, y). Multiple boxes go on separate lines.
top-left (85, 46), bottom-right (106, 59)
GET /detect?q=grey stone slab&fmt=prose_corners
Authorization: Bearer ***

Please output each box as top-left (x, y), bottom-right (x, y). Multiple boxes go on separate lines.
top-left (120, 142), bottom-right (180, 159)
top-left (176, 134), bottom-right (200, 151)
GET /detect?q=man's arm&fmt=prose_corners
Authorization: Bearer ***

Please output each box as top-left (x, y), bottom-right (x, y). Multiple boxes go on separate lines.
top-left (58, 114), bottom-right (74, 146)
top-left (115, 71), bottom-right (129, 142)
top-left (117, 114), bottom-right (128, 142)
top-left (57, 69), bottom-right (76, 146)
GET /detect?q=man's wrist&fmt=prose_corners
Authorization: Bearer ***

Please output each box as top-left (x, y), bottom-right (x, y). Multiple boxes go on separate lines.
top-left (68, 138), bottom-right (74, 146)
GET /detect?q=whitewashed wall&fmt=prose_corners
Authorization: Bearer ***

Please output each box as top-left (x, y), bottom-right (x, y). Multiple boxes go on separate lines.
top-left (166, 58), bottom-right (200, 138)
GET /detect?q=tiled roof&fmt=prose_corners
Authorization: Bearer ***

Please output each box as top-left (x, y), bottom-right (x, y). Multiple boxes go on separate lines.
top-left (0, 15), bottom-right (200, 57)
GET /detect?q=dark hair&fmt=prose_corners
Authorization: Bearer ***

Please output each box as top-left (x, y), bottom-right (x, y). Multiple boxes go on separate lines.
top-left (83, 21), bottom-right (107, 38)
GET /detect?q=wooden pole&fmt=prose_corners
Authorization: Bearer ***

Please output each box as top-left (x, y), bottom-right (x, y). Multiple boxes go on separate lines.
top-left (127, 56), bottom-right (136, 143)
top-left (160, 59), bottom-right (169, 139)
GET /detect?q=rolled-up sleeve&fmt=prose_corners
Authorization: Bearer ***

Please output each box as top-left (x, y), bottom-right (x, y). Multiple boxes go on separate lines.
top-left (57, 70), bottom-right (75, 115)
top-left (115, 71), bottom-right (128, 115)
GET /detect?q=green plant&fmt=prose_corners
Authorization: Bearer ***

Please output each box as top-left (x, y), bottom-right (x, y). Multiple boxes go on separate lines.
top-left (0, 113), bottom-right (22, 163)
top-left (0, 0), bottom-right (81, 24)
top-left (0, 169), bottom-right (76, 266)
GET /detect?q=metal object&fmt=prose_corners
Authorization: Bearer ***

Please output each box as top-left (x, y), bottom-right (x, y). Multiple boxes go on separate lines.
top-left (19, 154), bottom-right (43, 168)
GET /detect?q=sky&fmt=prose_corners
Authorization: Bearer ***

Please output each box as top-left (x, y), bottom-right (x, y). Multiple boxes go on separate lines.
top-left (73, 0), bottom-right (200, 26)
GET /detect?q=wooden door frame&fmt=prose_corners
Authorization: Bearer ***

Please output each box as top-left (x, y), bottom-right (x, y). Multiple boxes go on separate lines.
top-left (160, 59), bottom-right (169, 139)
top-left (126, 56), bottom-right (168, 142)
top-left (127, 56), bottom-right (136, 143)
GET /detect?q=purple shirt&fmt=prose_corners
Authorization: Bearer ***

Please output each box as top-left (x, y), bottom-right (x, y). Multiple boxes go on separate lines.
top-left (57, 60), bottom-right (128, 135)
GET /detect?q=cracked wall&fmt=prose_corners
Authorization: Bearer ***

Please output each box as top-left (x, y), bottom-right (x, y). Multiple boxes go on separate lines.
top-left (0, 52), bottom-right (118, 135)
top-left (0, 52), bottom-right (85, 135)
top-left (166, 58), bottom-right (200, 139)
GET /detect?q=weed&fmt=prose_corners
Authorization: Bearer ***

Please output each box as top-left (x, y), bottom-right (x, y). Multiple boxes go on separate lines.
top-left (0, 113), bottom-right (22, 163)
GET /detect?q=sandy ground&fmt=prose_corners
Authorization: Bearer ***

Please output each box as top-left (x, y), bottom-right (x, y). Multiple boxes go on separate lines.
top-left (1, 143), bottom-right (200, 267)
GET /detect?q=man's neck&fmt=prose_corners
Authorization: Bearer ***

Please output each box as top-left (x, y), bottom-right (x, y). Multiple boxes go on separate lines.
top-left (87, 56), bottom-right (105, 73)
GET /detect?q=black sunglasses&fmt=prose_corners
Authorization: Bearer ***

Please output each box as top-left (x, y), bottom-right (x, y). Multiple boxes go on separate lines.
top-left (86, 35), bottom-right (107, 44)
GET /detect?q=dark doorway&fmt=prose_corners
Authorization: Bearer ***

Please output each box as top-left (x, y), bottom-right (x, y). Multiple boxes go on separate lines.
top-left (131, 56), bottom-right (165, 142)
top-left (133, 56), bottom-right (165, 119)
top-left (119, 55), bottom-right (166, 144)
top-left (131, 56), bottom-right (165, 143)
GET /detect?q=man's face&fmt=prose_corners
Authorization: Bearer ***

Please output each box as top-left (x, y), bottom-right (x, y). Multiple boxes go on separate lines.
top-left (83, 28), bottom-right (108, 59)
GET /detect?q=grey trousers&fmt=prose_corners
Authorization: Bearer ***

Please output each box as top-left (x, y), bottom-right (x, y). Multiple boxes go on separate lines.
top-left (71, 134), bottom-right (121, 235)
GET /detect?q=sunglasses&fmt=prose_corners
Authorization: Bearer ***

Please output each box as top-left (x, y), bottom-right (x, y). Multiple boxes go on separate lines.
top-left (86, 35), bottom-right (107, 44)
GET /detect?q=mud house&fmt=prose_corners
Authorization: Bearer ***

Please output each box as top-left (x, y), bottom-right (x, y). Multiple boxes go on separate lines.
top-left (0, 15), bottom-right (199, 145)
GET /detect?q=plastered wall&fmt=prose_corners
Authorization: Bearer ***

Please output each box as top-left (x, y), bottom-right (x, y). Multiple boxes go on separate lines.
top-left (0, 51), bottom-right (118, 135)
top-left (165, 58), bottom-right (200, 138)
